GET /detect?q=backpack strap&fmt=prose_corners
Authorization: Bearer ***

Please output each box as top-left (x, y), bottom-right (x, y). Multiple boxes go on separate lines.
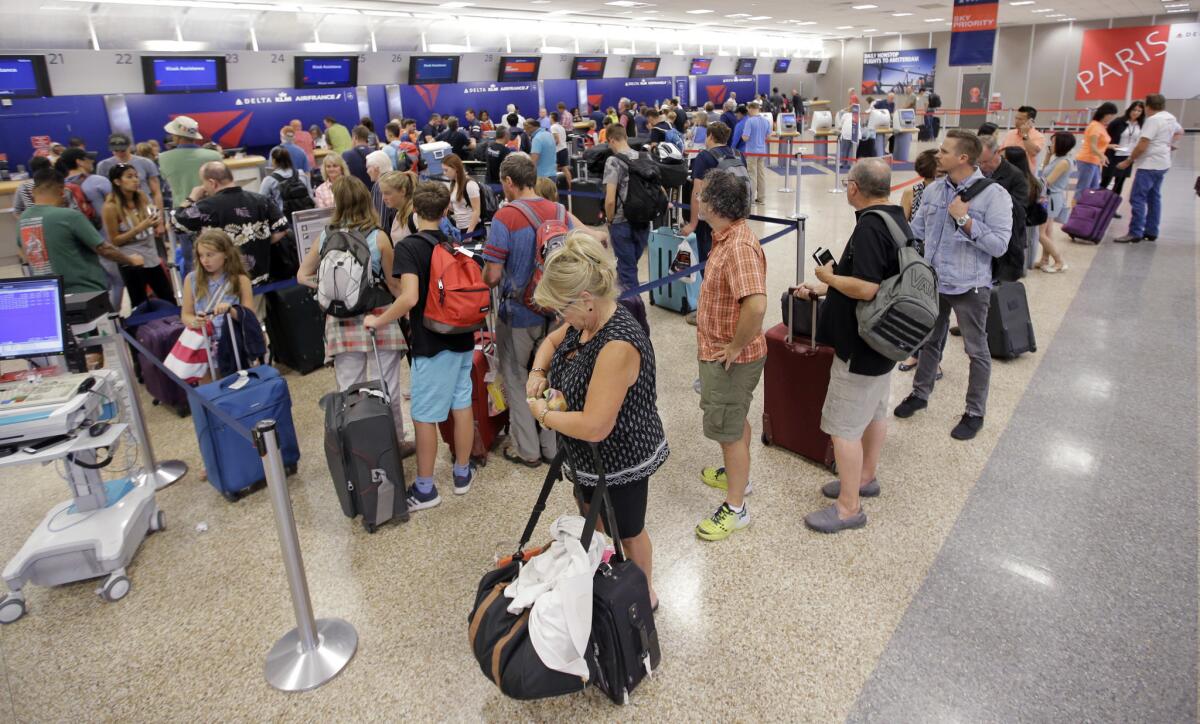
top-left (956, 178), bottom-right (996, 202)
top-left (510, 199), bottom-right (549, 230)
top-left (414, 231), bottom-right (443, 249)
top-left (863, 209), bottom-right (913, 252)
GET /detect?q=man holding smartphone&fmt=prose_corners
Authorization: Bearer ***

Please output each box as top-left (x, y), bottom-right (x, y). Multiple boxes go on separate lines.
top-left (793, 158), bottom-right (903, 533)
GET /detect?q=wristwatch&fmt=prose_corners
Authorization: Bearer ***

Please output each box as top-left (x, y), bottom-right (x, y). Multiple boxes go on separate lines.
top-left (954, 214), bottom-right (970, 228)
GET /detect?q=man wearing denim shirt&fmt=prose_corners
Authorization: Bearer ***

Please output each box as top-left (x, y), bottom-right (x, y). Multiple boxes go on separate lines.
top-left (893, 130), bottom-right (1011, 441)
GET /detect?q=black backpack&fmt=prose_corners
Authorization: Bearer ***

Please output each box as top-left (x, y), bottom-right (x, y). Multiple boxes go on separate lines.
top-left (613, 152), bottom-right (668, 225)
top-left (477, 181), bottom-right (499, 224)
top-left (272, 172), bottom-right (315, 219)
top-left (928, 92), bottom-right (942, 109)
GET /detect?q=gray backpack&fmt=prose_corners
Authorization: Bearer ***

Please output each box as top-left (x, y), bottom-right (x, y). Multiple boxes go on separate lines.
top-left (711, 146), bottom-right (753, 200)
top-left (855, 210), bottom-right (939, 362)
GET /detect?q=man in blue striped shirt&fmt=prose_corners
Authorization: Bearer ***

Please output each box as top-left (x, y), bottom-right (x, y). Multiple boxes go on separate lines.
top-left (893, 130), bottom-right (1012, 441)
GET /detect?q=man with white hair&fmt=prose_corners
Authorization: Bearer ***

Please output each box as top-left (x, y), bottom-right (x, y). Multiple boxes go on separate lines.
top-left (367, 149), bottom-right (397, 231)
top-left (720, 99), bottom-right (738, 133)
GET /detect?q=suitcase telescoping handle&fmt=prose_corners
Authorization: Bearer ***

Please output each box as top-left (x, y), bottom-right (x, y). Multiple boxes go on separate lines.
top-left (785, 215), bottom-right (816, 352)
top-left (513, 443), bottom-right (624, 565)
top-left (367, 327), bottom-right (391, 403)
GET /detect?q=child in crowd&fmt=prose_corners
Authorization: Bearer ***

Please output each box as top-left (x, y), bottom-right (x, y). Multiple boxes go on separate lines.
top-left (365, 181), bottom-right (477, 511)
top-left (180, 228), bottom-right (254, 383)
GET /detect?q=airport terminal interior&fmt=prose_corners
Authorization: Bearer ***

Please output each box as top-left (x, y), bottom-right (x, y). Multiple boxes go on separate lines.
top-left (0, 0), bottom-right (1197, 720)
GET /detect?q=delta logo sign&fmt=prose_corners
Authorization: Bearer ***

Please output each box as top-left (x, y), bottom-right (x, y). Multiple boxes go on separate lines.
top-left (1076, 23), bottom-right (1200, 100)
top-left (166, 90), bottom-right (346, 147)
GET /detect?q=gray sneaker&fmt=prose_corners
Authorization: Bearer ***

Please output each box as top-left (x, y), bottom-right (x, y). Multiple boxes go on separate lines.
top-left (804, 503), bottom-right (867, 533)
top-left (821, 478), bottom-right (880, 499)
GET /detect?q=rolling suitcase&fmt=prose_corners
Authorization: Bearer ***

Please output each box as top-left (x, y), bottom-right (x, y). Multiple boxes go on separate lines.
top-left (264, 284), bottom-right (326, 374)
top-left (321, 333), bottom-right (409, 533)
top-left (1062, 187), bottom-right (1120, 244)
top-left (987, 281), bottom-right (1037, 359)
top-left (571, 180), bottom-right (606, 227)
top-left (135, 314), bottom-right (190, 416)
top-left (190, 365), bottom-right (301, 500)
top-left (438, 329), bottom-right (509, 466)
top-left (761, 225), bottom-right (835, 469)
top-left (648, 227), bottom-right (701, 315)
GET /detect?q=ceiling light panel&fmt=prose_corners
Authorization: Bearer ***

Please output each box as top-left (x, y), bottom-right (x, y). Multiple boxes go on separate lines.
top-left (851, 4), bottom-right (878, 8)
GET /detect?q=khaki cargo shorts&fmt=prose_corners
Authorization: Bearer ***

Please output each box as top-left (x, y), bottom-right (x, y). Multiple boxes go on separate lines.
top-left (698, 357), bottom-right (765, 443)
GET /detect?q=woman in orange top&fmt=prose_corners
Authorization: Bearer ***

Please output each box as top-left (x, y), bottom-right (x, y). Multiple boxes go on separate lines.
top-left (1074, 102), bottom-right (1118, 202)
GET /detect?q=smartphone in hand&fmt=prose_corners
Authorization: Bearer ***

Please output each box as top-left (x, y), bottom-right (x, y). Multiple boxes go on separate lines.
top-left (812, 247), bottom-right (835, 266)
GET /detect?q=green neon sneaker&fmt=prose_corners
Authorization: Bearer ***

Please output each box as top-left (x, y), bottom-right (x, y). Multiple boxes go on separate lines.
top-left (699, 467), bottom-right (754, 495)
top-left (695, 502), bottom-right (751, 541)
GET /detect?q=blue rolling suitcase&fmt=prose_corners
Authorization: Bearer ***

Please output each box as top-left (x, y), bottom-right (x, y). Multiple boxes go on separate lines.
top-left (190, 365), bottom-right (301, 501)
top-left (648, 227), bottom-right (701, 315)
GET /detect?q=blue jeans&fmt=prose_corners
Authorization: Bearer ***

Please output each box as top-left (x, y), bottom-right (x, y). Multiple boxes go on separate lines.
top-left (610, 221), bottom-right (649, 294)
top-left (1074, 160), bottom-right (1102, 202)
top-left (1128, 168), bottom-right (1168, 238)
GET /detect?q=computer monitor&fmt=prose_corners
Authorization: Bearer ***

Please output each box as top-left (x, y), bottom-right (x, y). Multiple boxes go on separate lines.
top-left (0, 276), bottom-right (67, 361)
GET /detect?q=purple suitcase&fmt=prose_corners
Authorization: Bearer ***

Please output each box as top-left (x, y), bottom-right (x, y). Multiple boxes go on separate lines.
top-left (1062, 188), bottom-right (1121, 244)
top-left (136, 316), bottom-right (190, 416)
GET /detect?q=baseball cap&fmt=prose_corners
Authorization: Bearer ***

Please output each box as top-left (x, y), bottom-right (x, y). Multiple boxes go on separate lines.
top-left (58, 147), bottom-right (90, 170)
top-left (164, 115), bottom-right (203, 140)
top-left (108, 133), bottom-right (132, 151)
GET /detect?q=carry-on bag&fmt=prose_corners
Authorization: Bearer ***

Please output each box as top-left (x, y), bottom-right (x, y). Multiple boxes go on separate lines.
top-left (1062, 187), bottom-right (1121, 244)
top-left (321, 330), bottom-right (409, 533)
top-left (648, 227), bottom-right (701, 315)
top-left (571, 180), bottom-right (607, 227)
top-left (987, 281), bottom-right (1037, 359)
top-left (468, 445), bottom-right (660, 703)
top-left (135, 314), bottom-right (190, 416)
top-left (438, 294), bottom-right (509, 464)
top-left (190, 365), bottom-right (301, 500)
top-left (264, 284), bottom-right (327, 374)
top-left (761, 220), bottom-right (835, 469)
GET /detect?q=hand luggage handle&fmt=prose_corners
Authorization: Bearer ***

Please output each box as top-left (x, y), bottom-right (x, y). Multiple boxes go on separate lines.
top-left (367, 327), bottom-right (391, 402)
top-left (785, 216), bottom-right (816, 351)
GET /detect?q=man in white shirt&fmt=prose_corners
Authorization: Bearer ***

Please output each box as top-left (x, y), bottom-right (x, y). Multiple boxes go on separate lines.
top-left (550, 118), bottom-right (571, 187)
top-left (1115, 94), bottom-right (1180, 243)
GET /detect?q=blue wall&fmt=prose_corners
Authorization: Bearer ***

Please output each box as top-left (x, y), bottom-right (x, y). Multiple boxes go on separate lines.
top-left (0, 95), bottom-right (110, 167)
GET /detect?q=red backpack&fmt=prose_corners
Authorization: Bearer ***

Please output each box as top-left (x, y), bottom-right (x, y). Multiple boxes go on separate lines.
top-left (510, 200), bottom-right (571, 317)
top-left (64, 180), bottom-right (101, 229)
top-left (417, 232), bottom-right (490, 334)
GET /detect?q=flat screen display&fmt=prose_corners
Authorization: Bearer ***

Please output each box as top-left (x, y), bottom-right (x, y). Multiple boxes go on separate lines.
top-left (774, 58), bottom-right (791, 73)
top-left (408, 56), bottom-right (460, 85)
top-left (628, 57), bottom-right (661, 79)
top-left (736, 57), bottom-right (757, 75)
top-left (0, 56), bottom-right (52, 98)
top-left (0, 276), bottom-right (66, 361)
top-left (141, 56), bottom-right (227, 94)
top-left (498, 56), bottom-right (541, 82)
top-left (571, 56), bottom-right (607, 80)
top-left (294, 56), bottom-right (357, 89)
top-left (806, 59), bottom-right (823, 73)
top-left (689, 58), bottom-right (712, 75)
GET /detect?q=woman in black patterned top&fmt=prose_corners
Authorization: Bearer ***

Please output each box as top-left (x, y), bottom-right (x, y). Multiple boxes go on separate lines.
top-left (527, 232), bottom-right (668, 610)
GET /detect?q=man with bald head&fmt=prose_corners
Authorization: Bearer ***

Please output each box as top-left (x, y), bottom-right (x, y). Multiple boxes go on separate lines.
top-left (171, 160), bottom-right (287, 284)
top-left (792, 158), bottom-right (906, 533)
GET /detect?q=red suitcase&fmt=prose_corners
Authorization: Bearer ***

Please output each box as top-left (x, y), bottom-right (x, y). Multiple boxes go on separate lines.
top-left (438, 331), bottom-right (508, 466)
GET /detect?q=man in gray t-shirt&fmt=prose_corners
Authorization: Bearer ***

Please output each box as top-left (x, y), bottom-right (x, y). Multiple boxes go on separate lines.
top-left (95, 132), bottom-right (165, 235)
top-left (602, 125), bottom-right (649, 293)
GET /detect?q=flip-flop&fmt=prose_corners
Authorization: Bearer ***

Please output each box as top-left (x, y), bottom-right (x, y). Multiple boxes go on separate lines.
top-left (503, 447), bottom-right (541, 468)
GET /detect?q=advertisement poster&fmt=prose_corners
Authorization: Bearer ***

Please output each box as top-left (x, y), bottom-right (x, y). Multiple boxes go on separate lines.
top-left (950, 0), bottom-right (998, 66)
top-left (959, 73), bottom-right (991, 130)
top-left (1076, 23), bottom-right (1200, 100)
top-left (861, 49), bottom-right (937, 95)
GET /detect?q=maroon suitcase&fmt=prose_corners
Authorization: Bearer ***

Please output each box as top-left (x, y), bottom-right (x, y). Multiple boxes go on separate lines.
top-left (438, 331), bottom-right (508, 466)
top-left (1062, 187), bottom-right (1121, 244)
top-left (136, 316), bottom-right (190, 416)
top-left (761, 323), bottom-right (835, 469)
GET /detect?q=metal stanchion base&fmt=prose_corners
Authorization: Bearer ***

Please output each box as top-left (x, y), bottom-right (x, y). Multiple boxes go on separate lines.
top-left (137, 459), bottom-right (188, 490)
top-left (265, 617), bottom-right (358, 692)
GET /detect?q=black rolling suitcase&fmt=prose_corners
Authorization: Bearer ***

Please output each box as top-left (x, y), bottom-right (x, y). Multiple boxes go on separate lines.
top-left (987, 281), bottom-right (1036, 359)
top-left (572, 180), bottom-right (607, 226)
top-left (264, 284), bottom-right (326, 374)
top-left (321, 332), bottom-right (409, 533)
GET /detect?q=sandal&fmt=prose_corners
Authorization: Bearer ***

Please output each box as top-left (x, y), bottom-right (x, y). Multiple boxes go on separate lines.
top-left (503, 447), bottom-right (542, 468)
top-left (898, 361), bottom-right (917, 372)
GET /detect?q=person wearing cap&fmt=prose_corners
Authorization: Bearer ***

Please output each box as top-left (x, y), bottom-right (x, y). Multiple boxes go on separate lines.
top-left (159, 115), bottom-right (222, 210)
top-left (97, 133), bottom-right (165, 235)
top-left (56, 147), bottom-right (125, 310)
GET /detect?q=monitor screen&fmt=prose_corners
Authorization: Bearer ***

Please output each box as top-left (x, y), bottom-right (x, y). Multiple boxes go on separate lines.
top-left (498, 56), bottom-right (541, 82)
top-left (571, 56), bottom-right (607, 80)
top-left (774, 59), bottom-right (791, 73)
top-left (294, 56), bottom-right (357, 89)
top-left (409, 56), bottom-right (460, 85)
top-left (779, 112), bottom-right (796, 128)
top-left (0, 56), bottom-right (52, 99)
top-left (141, 56), bottom-right (226, 94)
top-left (0, 276), bottom-right (66, 361)
top-left (629, 57), bottom-right (661, 79)
top-left (689, 58), bottom-right (712, 76)
top-left (736, 57), bottom-right (757, 75)
top-left (806, 59), bottom-right (823, 73)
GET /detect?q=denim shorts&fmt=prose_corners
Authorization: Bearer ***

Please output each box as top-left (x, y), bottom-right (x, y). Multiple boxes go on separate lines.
top-left (410, 348), bottom-right (474, 423)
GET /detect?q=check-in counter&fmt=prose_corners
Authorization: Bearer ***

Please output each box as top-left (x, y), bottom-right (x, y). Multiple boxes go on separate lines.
top-left (226, 155), bottom-right (267, 193)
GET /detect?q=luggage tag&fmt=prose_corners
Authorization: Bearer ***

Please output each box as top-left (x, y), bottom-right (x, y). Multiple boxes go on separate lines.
top-left (228, 370), bottom-right (251, 390)
top-left (670, 246), bottom-right (695, 283)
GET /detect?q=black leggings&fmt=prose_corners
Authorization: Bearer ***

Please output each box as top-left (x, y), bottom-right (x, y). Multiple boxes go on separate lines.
top-left (120, 265), bottom-right (175, 307)
top-left (575, 477), bottom-right (649, 539)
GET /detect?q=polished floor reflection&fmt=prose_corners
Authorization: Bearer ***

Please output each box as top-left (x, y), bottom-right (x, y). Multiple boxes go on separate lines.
top-left (0, 140), bottom-right (1195, 721)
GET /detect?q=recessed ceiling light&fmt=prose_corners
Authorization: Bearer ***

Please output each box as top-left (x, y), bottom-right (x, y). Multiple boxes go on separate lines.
top-left (1010, 0), bottom-right (1035, 5)
top-left (836, 24), bottom-right (853, 29)
top-left (1166, 7), bottom-right (1191, 11)
top-left (1031, 7), bottom-right (1053, 11)
top-left (605, 0), bottom-right (651, 6)
top-left (892, 12), bottom-right (912, 16)
top-left (1046, 13), bottom-right (1064, 17)
top-left (530, 1), bottom-right (550, 3)
top-left (923, 17), bottom-right (944, 21)
top-left (546, 9), bottom-right (572, 14)
top-left (851, 4), bottom-right (878, 8)
top-left (725, 12), bottom-right (751, 17)
top-left (794, 20), bottom-right (817, 24)
top-left (438, 1), bottom-right (471, 6)
top-left (1163, 2), bottom-right (1189, 7)
top-left (747, 15), bottom-right (771, 19)
top-left (862, 27), bottom-right (878, 31)
top-left (685, 8), bottom-right (713, 12)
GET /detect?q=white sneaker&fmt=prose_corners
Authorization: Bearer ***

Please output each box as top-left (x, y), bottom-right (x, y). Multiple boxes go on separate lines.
top-left (1039, 263), bottom-right (1059, 274)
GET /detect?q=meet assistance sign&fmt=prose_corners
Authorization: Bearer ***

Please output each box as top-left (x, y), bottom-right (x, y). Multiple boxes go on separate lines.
top-left (1076, 23), bottom-right (1200, 100)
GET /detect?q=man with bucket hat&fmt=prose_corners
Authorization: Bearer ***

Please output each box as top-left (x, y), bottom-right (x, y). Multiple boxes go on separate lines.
top-left (159, 115), bottom-right (222, 211)
top-left (97, 132), bottom-right (165, 235)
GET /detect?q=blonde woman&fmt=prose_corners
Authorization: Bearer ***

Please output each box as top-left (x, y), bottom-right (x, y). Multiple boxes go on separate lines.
top-left (526, 232), bottom-right (668, 610)
top-left (378, 170), bottom-right (417, 241)
top-left (297, 176), bottom-right (413, 457)
top-left (314, 153), bottom-right (350, 209)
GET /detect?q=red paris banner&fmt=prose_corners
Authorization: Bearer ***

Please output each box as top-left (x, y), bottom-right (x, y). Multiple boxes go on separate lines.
top-left (1075, 25), bottom-right (1169, 100)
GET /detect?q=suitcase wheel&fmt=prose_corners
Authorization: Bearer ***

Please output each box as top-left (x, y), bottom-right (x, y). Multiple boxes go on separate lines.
top-left (1030, 344), bottom-right (1037, 353)
top-left (285, 464), bottom-right (298, 476)
top-left (761, 433), bottom-right (771, 447)
top-left (363, 521), bottom-right (378, 534)
top-left (222, 491), bottom-right (239, 503)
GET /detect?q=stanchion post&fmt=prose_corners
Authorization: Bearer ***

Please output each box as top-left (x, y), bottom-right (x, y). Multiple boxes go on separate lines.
top-left (258, 419), bottom-right (357, 691)
top-left (829, 143), bottom-right (850, 195)
top-left (792, 151), bottom-right (804, 219)
top-left (779, 137), bottom-right (794, 194)
top-left (106, 313), bottom-right (187, 491)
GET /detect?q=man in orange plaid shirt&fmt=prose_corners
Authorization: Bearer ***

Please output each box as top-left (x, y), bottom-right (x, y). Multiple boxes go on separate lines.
top-left (693, 170), bottom-right (768, 541)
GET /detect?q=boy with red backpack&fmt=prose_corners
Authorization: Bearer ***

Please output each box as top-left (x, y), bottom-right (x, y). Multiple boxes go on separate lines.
top-left (481, 154), bottom-right (574, 468)
top-left (366, 181), bottom-right (489, 511)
